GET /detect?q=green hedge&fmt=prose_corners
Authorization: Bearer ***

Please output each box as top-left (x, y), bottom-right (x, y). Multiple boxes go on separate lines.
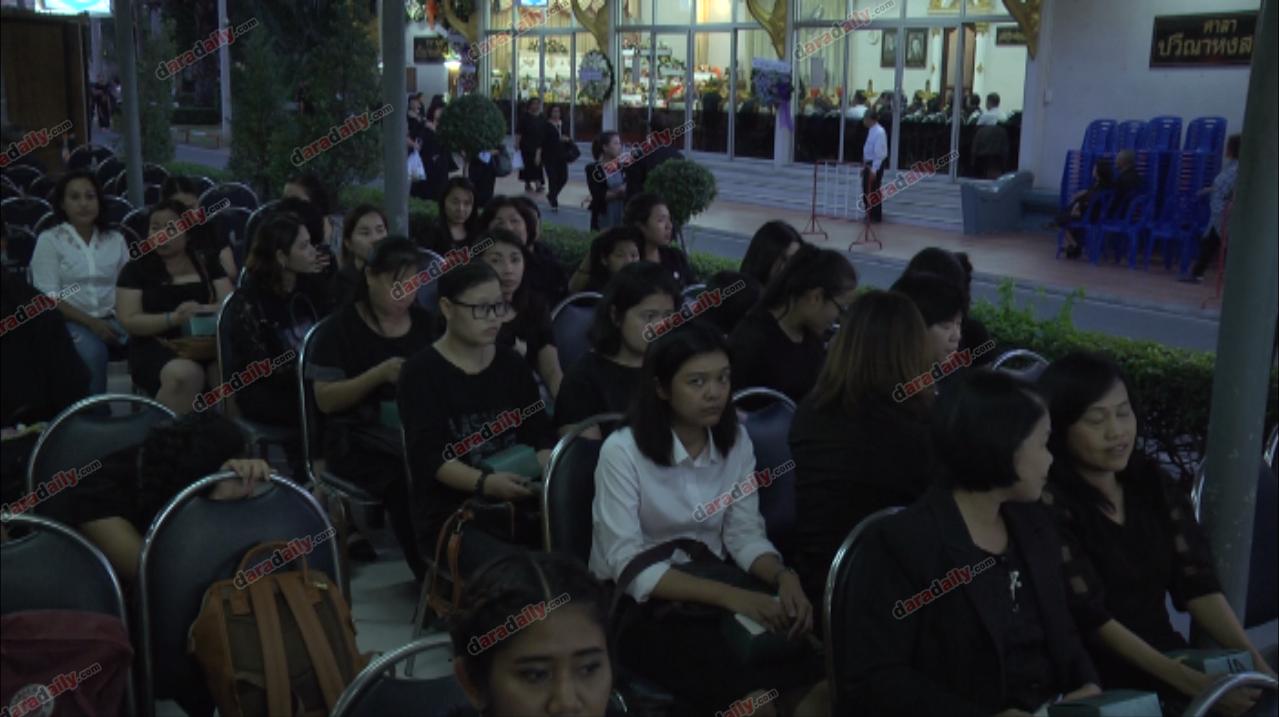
top-left (162, 161), bottom-right (235, 184)
top-left (172, 107), bottom-right (221, 126)
top-left (537, 221), bottom-right (1277, 482)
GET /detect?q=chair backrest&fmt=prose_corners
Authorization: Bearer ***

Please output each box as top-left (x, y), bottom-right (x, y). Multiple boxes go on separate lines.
top-left (101, 195), bottom-right (133, 227)
top-left (1183, 673), bottom-right (1278, 717)
top-left (1115, 120), bottom-right (1146, 151)
top-left (141, 163), bottom-right (169, 185)
top-left (215, 289), bottom-right (243, 386)
top-left (0, 176), bottom-right (19, 200)
top-left (1190, 456), bottom-right (1276, 627)
top-left (413, 248), bottom-right (445, 315)
top-left (1059, 150), bottom-right (1093, 211)
top-left (1139, 115), bottom-right (1182, 152)
top-left (33, 211), bottom-right (60, 237)
top-left (551, 292), bottom-right (603, 372)
top-left (143, 183), bottom-right (162, 206)
top-left (214, 205), bottom-right (254, 267)
top-left (103, 169), bottom-right (127, 197)
top-left (138, 471), bottom-right (342, 716)
top-left (1184, 116), bottom-right (1228, 154)
top-left (193, 175), bottom-right (216, 195)
top-left (331, 635), bottom-right (468, 717)
top-left (1081, 119), bottom-right (1117, 153)
top-left (121, 207), bottom-right (151, 246)
top-left (542, 413), bottom-right (622, 563)
top-left (297, 316), bottom-right (341, 488)
top-left (0, 512), bottom-right (138, 717)
top-left (1265, 425), bottom-right (1278, 470)
top-left (66, 144), bottom-right (115, 172)
top-left (824, 506), bottom-right (904, 716)
top-left (681, 283), bottom-right (708, 307)
top-left (2, 165), bottom-right (43, 191)
top-left (3, 226), bottom-right (37, 267)
top-left (1, 196), bottom-right (53, 232)
top-left (990, 348), bottom-right (1050, 382)
top-left (26, 394), bottom-right (176, 497)
top-left (94, 156), bottom-right (125, 186)
top-left (200, 181), bottom-right (260, 212)
top-left (27, 174), bottom-right (57, 203)
top-left (242, 199), bottom-right (280, 258)
top-left (732, 388), bottom-right (798, 549)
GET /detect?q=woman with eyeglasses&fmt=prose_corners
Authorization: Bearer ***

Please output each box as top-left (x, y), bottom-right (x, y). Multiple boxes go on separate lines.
top-left (555, 261), bottom-right (680, 440)
top-left (224, 212), bottom-right (331, 426)
top-left (471, 230), bottom-right (563, 399)
top-left (727, 244), bottom-right (857, 404)
top-left (397, 261), bottom-right (556, 578)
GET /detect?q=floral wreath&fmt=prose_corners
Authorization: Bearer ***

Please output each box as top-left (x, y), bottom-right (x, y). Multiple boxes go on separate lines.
top-left (752, 59), bottom-right (794, 131)
top-left (578, 49), bottom-right (614, 103)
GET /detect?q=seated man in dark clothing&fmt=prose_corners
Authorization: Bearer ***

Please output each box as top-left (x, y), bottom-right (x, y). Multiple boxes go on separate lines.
top-left (1108, 149), bottom-right (1142, 219)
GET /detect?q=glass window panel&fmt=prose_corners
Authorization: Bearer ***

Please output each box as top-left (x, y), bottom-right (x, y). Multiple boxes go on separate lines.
top-left (488, 33), bottom-right (516, 133)
top-left (618, 32), bottom-right (651, 143)
top-left (966, 0), bottom-right (1001, 14)
top-left (654, 0), bottom-right (691, 25)
top-left (794, 27), bottom-right (844, 163)
top-left (516, 35), bottom-right (543, 103)
top-left (798, 0), bottom-right (847, 21)
top-left (845, 29), bottom-right (894, 165)
top-left (573, 32), bottom-right (603, 143)
top-left (620, 0), bottom-right (650, 25)
top-left (907, 0), bottom-right (955, 18)
top-left (958, 22), bottom-right (1025, 178)
top-left (697, 0), bottom-right (732, 24)
top-left (734, 29), bottom-right (774, 159)
top-left (652, 33), bottom-right (689, 144)
top-left (543, 34), bottom-right (573, 127)
top-left (692, 32), bottom-right (730, 152)
top-left (853, 0), bottom-right (899, 16)
top-left (493, 0), bottom-right (515, 29)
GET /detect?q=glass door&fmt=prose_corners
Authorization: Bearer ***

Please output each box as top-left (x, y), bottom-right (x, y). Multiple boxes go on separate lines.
top-left (651, 32), bottom-right (690, 141)
top-left (618, 31), bottom-right (652, 143)
top-left (573, 32), bottom-right (603, 143)
top-left (734, 28), bottom-right (774, 159)
top-left (691, 31), bottom-right (730, 153)
top-left (541, 33), bottom-right (573, 130)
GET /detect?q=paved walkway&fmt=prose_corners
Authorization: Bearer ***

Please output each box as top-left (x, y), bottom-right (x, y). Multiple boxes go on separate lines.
top-left (106, 129), bottom-right (1222, 352)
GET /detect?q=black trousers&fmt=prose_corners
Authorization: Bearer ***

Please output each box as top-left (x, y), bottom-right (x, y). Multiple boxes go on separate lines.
top-left (1190, 227), bottom-right (1222, 278)
top-left (545, 160), bottom-right (568, 208)
top-left (862, 164), bottom-right (886, 222)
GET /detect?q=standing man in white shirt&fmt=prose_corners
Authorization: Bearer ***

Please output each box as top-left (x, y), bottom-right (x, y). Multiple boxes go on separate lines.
top-left (862, 112), bottom-right (889, 223)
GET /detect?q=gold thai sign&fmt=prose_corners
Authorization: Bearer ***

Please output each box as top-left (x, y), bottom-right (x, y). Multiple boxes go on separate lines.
top-left (1150, 12), bottom-right (1256, 67)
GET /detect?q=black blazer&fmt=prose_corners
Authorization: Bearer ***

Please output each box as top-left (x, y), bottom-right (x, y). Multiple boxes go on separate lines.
top-left (842, 488), bottom-right (1099, 717)
top-left (585, 161), bottom-right (609, 228)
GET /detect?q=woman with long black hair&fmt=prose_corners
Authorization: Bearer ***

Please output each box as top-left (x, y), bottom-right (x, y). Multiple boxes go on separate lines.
top-left (421, 177), bottom-right (479, 257)
top-left (310, 236), bottom-right (432, 581)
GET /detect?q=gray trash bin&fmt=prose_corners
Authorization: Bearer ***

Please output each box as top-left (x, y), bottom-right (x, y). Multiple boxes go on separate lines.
top-left (961, 171), bottom-right (1034, 235)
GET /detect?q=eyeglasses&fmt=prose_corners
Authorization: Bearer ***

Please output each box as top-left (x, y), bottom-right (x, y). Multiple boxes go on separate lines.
top-left (451, 299), bottom-right (512, 320)
top-left (828, 297), bottom-right (852, 315)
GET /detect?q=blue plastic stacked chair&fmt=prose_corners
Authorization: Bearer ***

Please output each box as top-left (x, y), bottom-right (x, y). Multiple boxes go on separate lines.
top-left (1115, 120), bottom-right (1146, 151)
top-left (1091, 150), bottom-right (1156, 267)
top-left (1143, 151), bottom-right (1207, 272)
top-left (1056, 150), bottom-right (1097, 257)
top-left (1138, 115), bottom-right (1182, 151)
top-left (1081, 119), bottom-right (1118, 154)
top-left (1184, 116), bottom-right (1228, 188)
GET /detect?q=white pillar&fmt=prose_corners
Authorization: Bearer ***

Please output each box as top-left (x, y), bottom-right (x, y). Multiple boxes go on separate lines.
top-left (929, 29), bottom-right (942, 96)
top-left (972, 27), bottom-right (988, 98)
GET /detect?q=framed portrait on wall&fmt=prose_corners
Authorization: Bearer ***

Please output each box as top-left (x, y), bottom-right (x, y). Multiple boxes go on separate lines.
top-left (880, 29), bottom-right (897, 68)
top-left (905, 28), bottom-right (928, 68)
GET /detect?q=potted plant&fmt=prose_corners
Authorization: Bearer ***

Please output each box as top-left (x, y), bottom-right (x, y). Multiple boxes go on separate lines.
top-left (437, 93), bottom-right (507, 176)
top-left (644, 159), bottom-right (717, 246)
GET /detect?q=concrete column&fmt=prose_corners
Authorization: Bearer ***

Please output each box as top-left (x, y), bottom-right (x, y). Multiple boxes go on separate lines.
top-left (381, 0), bottom-right (408, 235)
top-left (1201, 0), bottom-right (1278, 618)
top-left (218, 0), bottom-right (232, 144)
top-left (112, 0), bottom-right (144, 207)
top-left (972, 27), bottom-right (987, 98)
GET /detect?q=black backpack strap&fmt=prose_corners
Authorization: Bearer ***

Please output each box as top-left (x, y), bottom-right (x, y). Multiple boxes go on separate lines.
top-left (608, 538), bottom-right (718, 619)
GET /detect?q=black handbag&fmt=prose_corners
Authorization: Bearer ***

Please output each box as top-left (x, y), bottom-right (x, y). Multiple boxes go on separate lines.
top-left (564, 139), bottom-right (581, 163)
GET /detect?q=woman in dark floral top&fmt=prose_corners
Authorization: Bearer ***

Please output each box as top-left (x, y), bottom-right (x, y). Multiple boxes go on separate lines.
top-left (1037, 352), bottom-right (1275, 716)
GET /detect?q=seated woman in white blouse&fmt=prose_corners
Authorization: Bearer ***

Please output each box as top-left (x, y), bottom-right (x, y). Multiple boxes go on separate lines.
top-left (29, 169), bottom-right (130, 395)
top-left (590, 321), bottom-right (827, 717)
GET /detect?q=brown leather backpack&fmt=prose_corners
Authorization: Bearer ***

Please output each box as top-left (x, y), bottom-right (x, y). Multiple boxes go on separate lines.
top-left (187, 541), bottom-right (370, 717)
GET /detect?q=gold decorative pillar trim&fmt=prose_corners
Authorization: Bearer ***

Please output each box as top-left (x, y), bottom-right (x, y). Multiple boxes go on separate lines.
top-left (745, 0), bottom-right (787, 60)
top-left (444, 0), bottom-right (478, 44)
top-left (571, 0), bottom-right (609, 56)
top-left (1001, 0), bottom-right (1041, 58)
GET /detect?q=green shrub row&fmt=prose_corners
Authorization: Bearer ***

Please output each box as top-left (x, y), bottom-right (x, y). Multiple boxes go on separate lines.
top-left (171, 107), bottom-right (221, 126)
top-left (539, 220), bottom-right (1276, 482)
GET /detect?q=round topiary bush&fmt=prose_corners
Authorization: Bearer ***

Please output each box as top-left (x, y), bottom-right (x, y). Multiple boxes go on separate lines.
top-left (437, 94), bottom-right (507, 163)
top-left (645, 159), bottom-right (717, 229)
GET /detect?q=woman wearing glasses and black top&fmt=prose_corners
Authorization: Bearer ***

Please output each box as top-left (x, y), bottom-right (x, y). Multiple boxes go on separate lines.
top-left (224, 212), bottom-right (332, 425)
top-left (471, 230), bottom-right (563, 399)
top-left (727, 244), bottom-right (856, 404)
top-left (398, 261), bottom-right (556, 578)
